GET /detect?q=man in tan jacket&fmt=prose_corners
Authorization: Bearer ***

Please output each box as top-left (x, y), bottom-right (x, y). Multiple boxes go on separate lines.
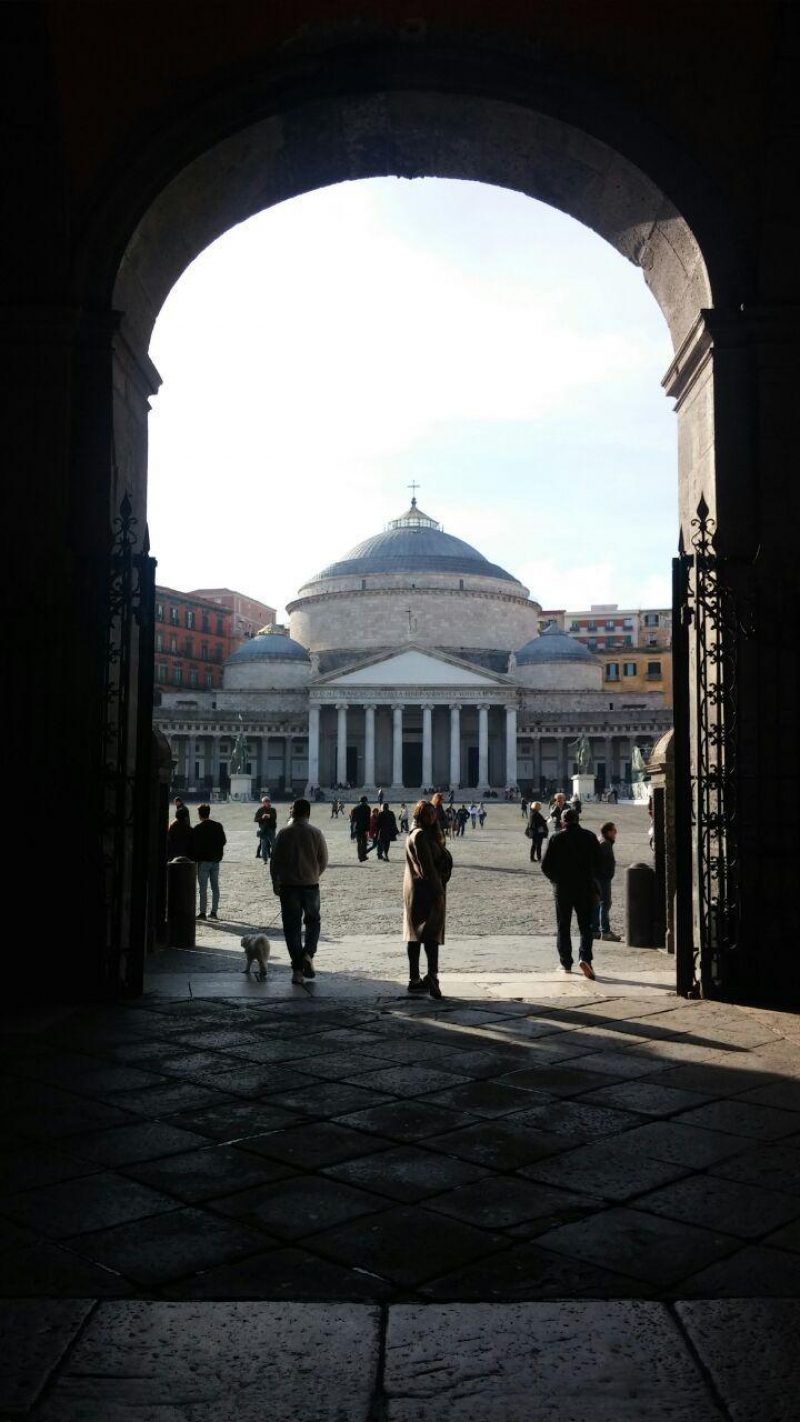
top-left (270, 798), bottom-right (329, 985)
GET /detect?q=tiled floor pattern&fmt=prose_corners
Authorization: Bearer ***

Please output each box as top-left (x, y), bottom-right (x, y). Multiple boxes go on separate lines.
top-left (2, 983), bottom-right (799, 1415)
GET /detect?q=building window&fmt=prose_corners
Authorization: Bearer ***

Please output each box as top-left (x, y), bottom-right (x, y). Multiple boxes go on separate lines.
top-left (606, 663), bottom-right (619, 680)
top-left (170, 606), bottom-right (179, 625)
top-left (173, 665), bottom-right (182, 685)
top-left (623, 662), bottom-right (637, 676)
top-left (170, 636), bottom-right (178, 654)
top-left (155, 632), bottom-right (163, 652)
top-left (202, 613), bottom-right (209, 632)
top-left (205, 671), bottom-right (213, 689)
top-left (596, 639), bottom-right (605, 649)
top-left (623, 617), bottom-right (633, 629)
top-left (201, 641), bottom-right (208, 660)
top-left (216, 617), bottom-right (224, 635)
top-left (215, 646), bottom-right (224, 662)
top-left (570, 621), bottom-right (579, 631)
top-left (156, 602), bottom-right (164, 621)
top-left (588, 640), bottom-right (597, 652)
top-left (624, 635), bottom-right (633, 647)
top-left (157, 664), bottom-right (167, 683)
top-left (186, 609), bottom-right (194, 629)
top-left (644, 613), bottom-right (660, 627)
top-left (587, 621), bottom-right (597, 632)
top-left (361, 579), bottom-right (367, 589)
top-left (646, 661), bottom-right (662, 679)
top-left (189, 668), bottom-right (198, 688)
top-left (605, 620), bottom-right (615, 630)
top-left (185, 637), bottom-right (193, 657)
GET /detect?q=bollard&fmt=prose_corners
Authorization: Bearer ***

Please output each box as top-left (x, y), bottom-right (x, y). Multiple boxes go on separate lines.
top-left (167, 856), bottom-right (196, 948)
top-left (626, 862), bottom-right (657, 947)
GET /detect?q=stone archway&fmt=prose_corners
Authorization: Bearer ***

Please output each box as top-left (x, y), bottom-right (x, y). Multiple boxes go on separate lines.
top-left (81, 49), bottom-right (775, 1003)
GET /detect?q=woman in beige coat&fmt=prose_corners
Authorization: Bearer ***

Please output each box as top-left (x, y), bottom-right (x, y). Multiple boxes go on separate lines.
top-left (403, 799), bottom-right (453, 999)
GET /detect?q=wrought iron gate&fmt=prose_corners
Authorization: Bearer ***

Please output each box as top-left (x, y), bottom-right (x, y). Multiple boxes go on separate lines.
top-left (101, 493), bottom-right (156, 996)
top-left (673, 497), bottom-right (753, 998)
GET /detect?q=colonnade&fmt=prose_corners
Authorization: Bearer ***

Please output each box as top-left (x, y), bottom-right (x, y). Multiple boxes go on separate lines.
top-left (309, 700), bottom-right (518, 789)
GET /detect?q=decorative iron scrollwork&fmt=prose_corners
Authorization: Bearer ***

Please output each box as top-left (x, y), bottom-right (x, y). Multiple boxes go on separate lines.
top-left (101, 493), bottom-right (156, 995)
top-left (673, 498), bottom-right (754, 998)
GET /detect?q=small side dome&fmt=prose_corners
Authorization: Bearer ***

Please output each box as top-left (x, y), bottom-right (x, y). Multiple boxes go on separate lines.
top-left (516, 628), bottom-right (595, 665)
top-left (226, 624), bottom-right (310, 665)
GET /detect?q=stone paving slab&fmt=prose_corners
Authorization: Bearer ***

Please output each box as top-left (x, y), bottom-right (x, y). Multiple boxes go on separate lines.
top-left (676, 1300), bottom-right (800, 1422)
top-left (32, 1300), bottom-right (381, 1421)
top-left (383, 1301), bottom-right (725, 1420)
top-left (0, 1298), bottom-right (92, 1415)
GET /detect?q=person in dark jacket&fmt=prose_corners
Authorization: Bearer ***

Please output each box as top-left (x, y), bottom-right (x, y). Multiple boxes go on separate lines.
top-left (350, 796), bottom-right (372, 862)
top-left (541, 808), bottom-right (602, 978)
top-left (375, 803), bottom-right (398, 860)
top-left (403, 800), bottom-right (453, 999)
top-left (592, 821), bottom-right (621, 941)
top-left (254, 796), bottom-right (278, 863)
top-left (190, 803), bottom-right (226, 920)
top-left (167, 804), bottom-right (193, 860)
top-left (525, 801), bottom-right (549, 862)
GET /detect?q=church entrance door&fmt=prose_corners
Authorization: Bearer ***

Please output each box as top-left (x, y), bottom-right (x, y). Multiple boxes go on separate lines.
top-left (467, 746), bottom-right (479, 786)
top-left (346, 747), bottom-right (358, 785)
top-left (403, 743), bottom-right (422, 785)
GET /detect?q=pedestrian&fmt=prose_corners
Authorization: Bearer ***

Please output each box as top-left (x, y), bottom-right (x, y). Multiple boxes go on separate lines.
top-left (350, 795), bottom-right (371, 861)
top-left (191, 803), bottom-right (226, 921)
top-left (525, 800), bottom-right (549, 862)
top-left (549, 791), bottom-right (568, 831)
top-left (431, 792), bottom-right (448, 838)
top-left (270, 798), bottom-right (328, 985)
top-left (255, 796), bottom-right (277, 863)
top-left (571, 793), bottom-right (582, 817)
top-left (468, 802), bottom-right (478, 828)
top-left (456, 803), bottom-right (469, 837)
top-left (377, 787), bottom-right (384, 806)
top-left (376, 802), bottom-right (398, 860)
top-left (399, 802), bottom-right (409, 833)
top-left (367, 806), bottom-right (380, 853)
top-left (167, 804), bottom-right (192, 859)
top-left (540, 807), bottom-right (602, 979)
top-left (403, 799), bottom-right (453, 1000)
top-left (448, 789), bottom-right (455, 807)
top-left (593, 821), bottom-right (621, 941)
top-left (478, 801), bottom-right (487, 827)
top-left (521, 796), bottom-right (528, 818)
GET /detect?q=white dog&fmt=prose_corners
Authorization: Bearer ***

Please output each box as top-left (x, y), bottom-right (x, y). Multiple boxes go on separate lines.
top-left (240, 934), bottom-right (271, 982)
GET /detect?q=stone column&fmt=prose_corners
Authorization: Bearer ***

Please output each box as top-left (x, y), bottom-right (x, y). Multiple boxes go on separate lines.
top-left (604, 736), bottom-right (613, 790)
top-left (211, 735), bottom-right (221, 787)
top-left (392, 704), bottom-right (403, 786)
top-left (532, 734), bottom-right (541, 791)
top-left (307, 705), bottom-right (320, 787)
top-left (449, 703), bottom-right (461, 787)
top-left (284, 735), bottom-right (293, 790)
top-left (562, 737), bottom-right (571, 788)
top-left (186, 734), bottom-right (197, 789)
top-left (478, 704), bottom-right (490, 787)
top-left (336, 704), bottom-right (347, 784)
top-left (259, 734), bottom-right (269, 789)
top-left (364, 703), bottom-right (376, 788)
top-left (422, 704), bottom-right (433, 786)
top-left (505, 705), bottom-right (518, 788)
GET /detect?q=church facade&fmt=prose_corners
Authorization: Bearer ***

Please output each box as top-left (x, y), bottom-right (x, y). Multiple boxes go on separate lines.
top-left (155, 500), bottom-right (671, 796)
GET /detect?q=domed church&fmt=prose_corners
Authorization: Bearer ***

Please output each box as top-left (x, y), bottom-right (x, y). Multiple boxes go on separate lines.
top-left (156, 499), bottom-right (671, 796)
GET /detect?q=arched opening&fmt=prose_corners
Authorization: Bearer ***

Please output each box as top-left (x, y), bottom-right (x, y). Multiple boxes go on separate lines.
top-left (84, 74), bottom-right (766, 1004)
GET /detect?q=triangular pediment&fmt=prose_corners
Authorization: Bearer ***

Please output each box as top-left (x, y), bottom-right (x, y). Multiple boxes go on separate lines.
top-left (316, 645), bottom-right (510, 688)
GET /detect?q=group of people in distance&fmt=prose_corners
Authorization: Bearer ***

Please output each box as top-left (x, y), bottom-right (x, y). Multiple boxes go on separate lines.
top-left (167, 784), bottom-right (622, 996)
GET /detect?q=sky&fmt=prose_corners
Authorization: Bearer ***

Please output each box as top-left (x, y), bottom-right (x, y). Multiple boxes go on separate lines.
top-left (147, 176), bottom-right (678, 617)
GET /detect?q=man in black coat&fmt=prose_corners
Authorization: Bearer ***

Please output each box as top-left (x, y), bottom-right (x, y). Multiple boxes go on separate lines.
top-left (191, 803), bottom-right (227, 921)
top-left (541, 808), bottom-right (602, 979)
top-left (350, 795), bottom-right (372, 862)
top-left (375, 803), bottom-right (398, 860)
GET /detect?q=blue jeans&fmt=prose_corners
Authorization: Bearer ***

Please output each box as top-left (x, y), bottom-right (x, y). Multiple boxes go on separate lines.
top-left (592, 879), bottom-right (612, 935)
top-left (279, 885), bottom-right (321, 967)
top-left (259, 831), bottom-right (275, 864)
top-left (554, 886), bottom-right (594, 967)
top-left (197, 861), bottom-right (220, 915)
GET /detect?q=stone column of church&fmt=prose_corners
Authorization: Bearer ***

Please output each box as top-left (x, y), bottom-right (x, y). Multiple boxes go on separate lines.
top-left (449, 704), bottom-right (461, 787)
top-left (562, 737), bottom-right (571, 788)
top-left (284, 734), bottom-right (293, 791)
top-left (422, 704), bottom-right (433, 786)
top-left (478, 705), bottom-right (490, 787)
top-left (211, 735), bottom-right (221, 789)
top-left (604, 736), bottom-right (613, 791)
top-left (364, 704), bottom-right (376, 788)
top-left (505, 705), bottom-right (518, 788)
top-left (392, 705), bottom-right (403, 787)
top-left (336, 704), bottom-right (347, 784)
top-left (186, 735), bottom-right (196, 790)
top-left (307, 705), bottom-right (320, 787)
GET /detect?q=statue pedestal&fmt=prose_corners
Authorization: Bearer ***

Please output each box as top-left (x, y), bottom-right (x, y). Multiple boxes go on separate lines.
top-left (571, 773), bottom-right (596, 802)
top-left (631, 780), bottom-right (650, 803)
top-left (229, 774), bottom-right (253, 802)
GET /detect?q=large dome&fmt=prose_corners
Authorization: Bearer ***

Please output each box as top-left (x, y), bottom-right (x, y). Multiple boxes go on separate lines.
top-left (308, 500), bottom-right (517, 584)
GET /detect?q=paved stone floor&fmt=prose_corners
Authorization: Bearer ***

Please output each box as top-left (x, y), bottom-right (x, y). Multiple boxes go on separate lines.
top-left (2, 948), bottom-right (799, 1418)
